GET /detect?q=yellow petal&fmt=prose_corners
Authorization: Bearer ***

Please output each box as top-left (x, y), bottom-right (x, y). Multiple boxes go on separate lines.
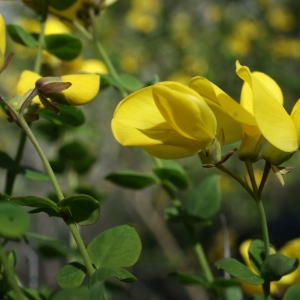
top-left (49, 1), bottom-right (81, 22)
top-left (241, 71), bottom-right (284, 114)
top-left (16, 70), bottom-right (41, 104)
top-left (189, 76), bottom-right (256, 126)
top-left (290, 98), bottom-right (300, 146)
top-left (236, 61), bottom-right (298, 152)
top-left (78, 59), bottom-right (108, 74)
top-left (153, 82), bottom-right (216, 149)
top-left (0, 15), bottom-right (6, 67)
top-left (204, 99), bottom-right (242, 144)
top-left (61, 74), bottom-right (100, 105)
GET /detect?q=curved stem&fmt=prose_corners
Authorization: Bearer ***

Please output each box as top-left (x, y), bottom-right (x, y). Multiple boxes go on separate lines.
top-left (245, 159), bottom-right (258, 194)
top-left (0, 245), bottom-right (26, 300)
top-left (4, 130), bottom-right (27, 195)
top-left (258, 162), bottom-right (271, 198)
top-left (256, 199), bottom-right (270, 257)
top-left (162, 182), bottom-right (214, 283)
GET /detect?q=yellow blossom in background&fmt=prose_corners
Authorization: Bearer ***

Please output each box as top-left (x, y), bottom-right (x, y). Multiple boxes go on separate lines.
top-left (120, 53), bottom-right (139, 74)
top-left (112, 81), bottom-right (217, 159)
top-left (181, 55), bottom-right (208, 76)
top-left (271, 38), bottom-right (300, 60)
top-left (267, 8), bottom-right (295, 32)
top-left (170, 12), bottom-right (192, 48)
top-left (0, 15), bottom-right (6, 68)
top-left (204, 5), bottom-right (223, 24)
top-left (126, 0), bottom-right (161, 33)
top-left (16, 70), bottom-right (100, 107)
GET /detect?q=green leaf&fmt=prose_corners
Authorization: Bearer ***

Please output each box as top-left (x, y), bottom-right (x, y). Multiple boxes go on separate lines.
top-left (282, 284), bottom-right (300, 300)
top-left (50, 0), bottom-right (76, 10)
top-left (90, 266), bottom-right (137, 286)
top-left (106, 170), bottom-right (157, 190)
top-left (119, 73), bottom-right (144, 92)
top-left (187, 175), bottom-right (221, 219)
top-left (36, 243), bottom-right (67, 259)
top-left (75, 186), bottom-right (106, 202)
top-left (224, 286), bottom-right (244, 300)
top-left (87, 225), bottom-right (142, 268)
top-left (38, 103), bottom-right (85, 127)
top-left (209, 278), bottom-right (240, 288)
top-left (164, 207), bottom-right (212, 225)
top-left (25, 232), bottom-right (64, 244)
top-left (10, 196), bottom-right (59, 211)
top-left (260, 253), bottom-right (299, 281)
top-left (153, 160), bottom-right (189, 190)
top-left (248, 240), bottom-right (265, 275)
top-left (49, 287), bottom-right (89, 300)
top-left (7, 24), bottom-right (37, 48)
top-left (89, 282), bottom-right (105, 300)
top-left (28, 207), bottom-right (61, 218)
top-left (45, 34), bottom-right (82, 60)
top-left (169, 272), bottom-right (208, 287)
top-left (57, 194), bottom-right (100, 225)
top-left (0, 151), bottom-right (16, 170)
top-left (0, 202), bottom-right (30, 238)
top-left (21, 168), bottom-right (50, 181)
top-left (99, 74), bottom-right (119, 90)
top-left (215, 258), bottom-right (264, 285)
top-left (56, 262), bottom-right (87, 288)
top-left (59, 141), bottom-right (90, 161)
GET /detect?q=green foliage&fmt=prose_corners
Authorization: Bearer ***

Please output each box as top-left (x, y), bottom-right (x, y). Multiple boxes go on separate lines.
top-left (0, 202), bottom-right (30, 238)
top-left (89, 266), bottom-right (137, 286)
top-left (49, 287), bottom-right (89, 300)
top-left (187, 175), bottom-right (221, 219)
top-left (49, 0), bottom-right (76, 10)
top-left (58, 194), bottom-right (100, 225)
top-left (152, 160), bottom-right (189, 190)
top-left (38, 103), bottom-right (85, 127)
top-left (169, 272), bottom-right (208, 287)
top-left (106, 170), bottom-right (157, 189)
top-left (215, 258), bottom-right (264, 285)
top-left (6, 24), bottom-right (37, 48)
top-left (56, 262), bottom-right (87, 289)
top-left (119, 73), bottom-right (144, 92)
top-left (36, 243), bottom-right (67, 259)
top-left (260, 254), bottom-right (299, 281)
top-left (21, 168), bottom-right (49, 181)
top-left (248, 240), bottom-right (265, 275)
top-left (0, 151), bottom-right (16, 170)
top-left (45, 34), bottom-right (82, 61)
top-left (282, 284), bottom-right (300, 300)
top-left (87, 225), bottom-right (142, 268)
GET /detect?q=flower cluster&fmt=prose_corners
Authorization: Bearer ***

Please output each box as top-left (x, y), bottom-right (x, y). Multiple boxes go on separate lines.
top-left (112, 61), bottom-right (300, 166)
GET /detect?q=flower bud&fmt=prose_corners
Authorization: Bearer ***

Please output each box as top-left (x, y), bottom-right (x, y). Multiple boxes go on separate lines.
top-left (262, 144), bottom-right (295, 166)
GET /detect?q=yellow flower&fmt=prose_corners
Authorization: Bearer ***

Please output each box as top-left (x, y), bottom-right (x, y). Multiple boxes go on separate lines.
top-left (111, 82), bottom-right (217, 159)
top-left (16, 70), bottom-right (100, 107)
top-left (189, 76), bottom-right (256, 145)
top-left (0, 15), bottom-right (5, 68)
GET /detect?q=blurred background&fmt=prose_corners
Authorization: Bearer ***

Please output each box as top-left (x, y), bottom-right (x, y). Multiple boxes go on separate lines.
top-left (1, 0), bottom-right (300, 299)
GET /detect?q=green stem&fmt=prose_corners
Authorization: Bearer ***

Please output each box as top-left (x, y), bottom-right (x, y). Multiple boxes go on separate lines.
top-left (4, 130), bottom-right (27, 195)
top-left (162, 182), bottom-right (214, 283)
top-left (0, 246), bottom-right (26, 300)
top-left (34, 0), bottom-right (48, 74)
top-left (244, 159), bottom-right (258, 194)
top-left (68, 223), bottom-right (95, 276)
top-left (256, 199), bottom-right (270, 257)
top-left (258, 162), bottom-right (271, 198)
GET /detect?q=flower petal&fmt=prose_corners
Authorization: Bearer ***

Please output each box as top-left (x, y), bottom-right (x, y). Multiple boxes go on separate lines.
top-left (236, 61), bottom-right (298, 152)
top-left (0, 15), bottom-right (6, 67)
top-left (290, 98), bottom-right (300, 147)
top-left (189, 76), bottom-right (256, 126)
top-left (152, 82), bottom-right (216, 149)
top-left (61, 74), bottom-right (100, 105)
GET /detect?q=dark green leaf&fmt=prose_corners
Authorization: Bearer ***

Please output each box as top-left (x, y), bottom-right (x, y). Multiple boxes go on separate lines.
top-left (215, 258), bottom-right (264, 285)
top-left (75, 186), bottom-right (105, 202)
top-left (260, 253), bottom-right (299, 281)
top-left (56, 262), bottom-right (87, 288)
top-left (28, 207), bottom-right (61, 218)
top-left (153, 160), bottom-right (189, 190)
top-left (169, 272), bottom-right (208, 287)
top-left (209, 278), bottom-right (240, 288)
top-left (59, 141), bottom-right (89, 161)
top-left (50, 0), bottom-right (76, 10)
top-left (21, 168), bottom-right (50, 181)
top-left (25, 232), bottom-right (64, 244)
top-left (0, 202), bottom-right (30, 238)
top-left (50, 159), bottom-right (66, 174)
top-left (87, 225), bottom-right (142, 268)
top-left (7, 24), bottom-right (37, 48)
top-left (57, 194), bottom-right (100, 225)
top-left (10, 196), bottom-right (59, 211)
top-left (99, 74), bottom-right (119, 90)
top-left (106, 170), bottom-right (157, 190)
top-left (90, 266), bottom-right (137, 286)
top-left (45, 34), bottom-right (82, 60)
top-left (36, 121), bottom-right (64, 142)
top-left (0, 151), bottom-right (16, 170)
top-left (38, 103), bottom-right (85, 127)
top-left (73, 155), bottom-right (96, 174)
top-left (164, 207), bottom-right (212, 225)
top-left (282, 284), bottom-right (300, 300)
top-left (36, 243), bottom-right (67, 259)
top-left (248, 240), bottom-right (265, 275)
top-left (119, 73), bottom-right (144, 92)
top-left (89, 282), bottom-right (105, 300)
top-left (187, 175), bottom-right (221, 219)
top-left (49, 287), bottom-right (89, 300)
